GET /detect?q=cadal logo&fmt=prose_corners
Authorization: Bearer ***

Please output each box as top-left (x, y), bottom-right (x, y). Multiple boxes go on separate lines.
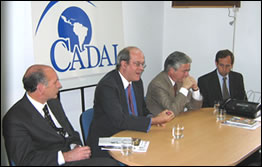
top-left (34, 1), bottom-right (119, 73)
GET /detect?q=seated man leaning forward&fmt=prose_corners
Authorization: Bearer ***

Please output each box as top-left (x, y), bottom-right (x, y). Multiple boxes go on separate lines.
top-left (87, 46), bottom-right (175, 158)
top-left (146, 51), bottom-right (203, 116)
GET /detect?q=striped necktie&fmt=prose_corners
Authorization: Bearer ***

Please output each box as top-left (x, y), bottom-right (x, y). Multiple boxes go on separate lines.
top-left (43, 105), bottom-right (66, 138)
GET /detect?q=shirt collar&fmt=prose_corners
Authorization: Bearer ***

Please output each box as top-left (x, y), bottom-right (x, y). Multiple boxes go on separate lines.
top-left (26, 93), bottom-right (46, 113)
top-left (168, 76), bottom-right (176, 86)
top-left (216, 69), bottom-right (229, 81)
top-left (118, 71), bottom-right (132, 89)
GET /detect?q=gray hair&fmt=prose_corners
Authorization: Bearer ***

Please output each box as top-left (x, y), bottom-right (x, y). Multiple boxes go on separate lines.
top-left (164, 51), bottom-right (192, 72)
top-left (23, 69), bottom-right (48, 92)
top-left (116, 46), bottom-right (139, 70)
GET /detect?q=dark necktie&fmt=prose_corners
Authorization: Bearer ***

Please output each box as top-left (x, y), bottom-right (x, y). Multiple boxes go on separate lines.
top-left (174, 83), bottom-right (177, 96)
top-left (222, 77), bottom-right (230, 100)
top-left (127, 84), bottom-right (135, 115)
top-left (43, 104), bottom-right (66, 138)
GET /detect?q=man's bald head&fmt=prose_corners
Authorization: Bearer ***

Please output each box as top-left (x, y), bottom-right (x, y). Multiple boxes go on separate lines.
top-left (23, 65), bottom-right (51, 92)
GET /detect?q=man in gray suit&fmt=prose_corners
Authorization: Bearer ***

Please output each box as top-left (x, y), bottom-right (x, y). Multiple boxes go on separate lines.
top-left (146, 51), bottom-right (203, 116)
top-left (2, 64), bottom-right (119, 166)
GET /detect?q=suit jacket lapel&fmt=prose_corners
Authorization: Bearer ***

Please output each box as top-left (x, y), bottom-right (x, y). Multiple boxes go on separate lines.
top-left (228, 72), bottom-right (234, 97)
top-left (133, 81), bottom-right (143, 116)
top-left (21, 95), bottom-right (60, 136)
top-left (162, 72), bottom-right (174, 96)
top-left (212, 70), bottom-right (223, 99)
top-left (114, 71), bottom-right (129, 114)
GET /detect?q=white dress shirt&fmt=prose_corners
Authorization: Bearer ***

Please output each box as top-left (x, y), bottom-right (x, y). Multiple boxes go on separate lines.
top-left (26, 94), bottom-right (66, 165)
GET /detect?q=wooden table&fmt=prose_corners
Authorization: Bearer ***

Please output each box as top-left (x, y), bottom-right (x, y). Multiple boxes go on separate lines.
top-left (109, 108), bottom-right (261, 166)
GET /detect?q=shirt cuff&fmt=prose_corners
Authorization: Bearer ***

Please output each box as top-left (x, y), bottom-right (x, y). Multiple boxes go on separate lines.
top-left (70, 143), bottom-right (78, 150)
top-left (58, 150), bottom-right (65, 165)
top-left (192, 89), bottom-right (203, 101)
top-left (179, 87), bottom-right (189, 96)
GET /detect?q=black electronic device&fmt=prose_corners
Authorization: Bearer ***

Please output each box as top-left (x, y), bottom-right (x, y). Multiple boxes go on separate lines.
top-left (221, 98), bottom-right (261, 119)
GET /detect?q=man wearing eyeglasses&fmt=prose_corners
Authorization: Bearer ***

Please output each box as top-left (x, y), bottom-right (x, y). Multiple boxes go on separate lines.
top-left (198, 49), bottom-right (247, 107)
top-left (87, 46), bottom-right (174, 158)
top-left (146, 51), bottom-right (203, 117)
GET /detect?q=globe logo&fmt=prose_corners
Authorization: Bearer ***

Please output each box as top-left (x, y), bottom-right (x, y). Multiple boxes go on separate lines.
top-left (44, 3), bottom-right (119, 73)
top-left (58, 7), bottom-right (92, 53)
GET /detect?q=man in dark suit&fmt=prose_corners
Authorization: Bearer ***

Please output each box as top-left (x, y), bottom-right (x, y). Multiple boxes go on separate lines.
top-left (87, 46), bottom-right (175, 158)
top-left (2, 64), bottom-right (119, 166)
top-left (198, 49), bottom-right (247, 108)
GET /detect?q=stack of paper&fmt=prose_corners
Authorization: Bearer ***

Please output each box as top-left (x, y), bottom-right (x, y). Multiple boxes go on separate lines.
top-left (98, 137), bottom-right (150, 152)
top-left (222, 116), bottom-right (260, 130)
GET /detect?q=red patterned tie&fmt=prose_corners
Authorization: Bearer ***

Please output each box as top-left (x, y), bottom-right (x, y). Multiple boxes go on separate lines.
top-left (127, 84), bottom-right (135, 115)
top-left (174, 83), bottom-right (177, 96)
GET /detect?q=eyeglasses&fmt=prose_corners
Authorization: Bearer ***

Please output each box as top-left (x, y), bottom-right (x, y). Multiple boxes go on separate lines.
top-left (133, 62), bottom-right (146, 68)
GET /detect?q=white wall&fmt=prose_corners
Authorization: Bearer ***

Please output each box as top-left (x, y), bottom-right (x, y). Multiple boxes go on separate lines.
top-left (162, 1), bottom-right (261, 93)
top-left (233, 1), bottom-right (261, 93)
top-left (1, 1), bottom-right (34, 165)
top-left (1, 1), bottom-right (261, 166)
top-left (163, 2), bottom-right (233, 78)
top-left (122, 1), bottom-right (164, 89)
